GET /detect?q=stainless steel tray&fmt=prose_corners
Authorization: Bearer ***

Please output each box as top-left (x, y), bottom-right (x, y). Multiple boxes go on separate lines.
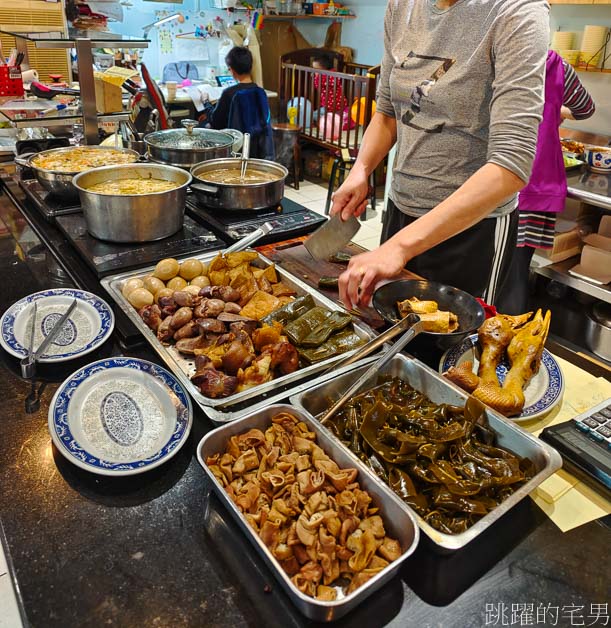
top-left (100, 250), bottom-right (377, 415)
top-left (196, 403), bottom-right (419, 622)
top-left (290, 354), bottom-right (562, 552)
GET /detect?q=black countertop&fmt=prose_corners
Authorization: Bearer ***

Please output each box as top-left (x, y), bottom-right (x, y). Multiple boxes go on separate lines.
top-left (0, 184), bottom-right (610, 628)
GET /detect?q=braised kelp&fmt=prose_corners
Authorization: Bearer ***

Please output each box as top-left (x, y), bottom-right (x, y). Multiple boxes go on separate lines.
top-left (324, 378), bottom-right (535, 534)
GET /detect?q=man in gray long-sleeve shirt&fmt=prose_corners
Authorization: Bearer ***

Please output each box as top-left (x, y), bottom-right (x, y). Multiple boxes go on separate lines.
top-left (330, 0), bottom-right (550, 309)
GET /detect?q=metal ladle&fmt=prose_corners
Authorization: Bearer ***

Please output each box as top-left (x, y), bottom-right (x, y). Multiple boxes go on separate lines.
top-left (240, 132), bottom-right (251, 183)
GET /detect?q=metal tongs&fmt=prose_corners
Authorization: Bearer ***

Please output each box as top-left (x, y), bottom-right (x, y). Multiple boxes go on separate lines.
top-left (20, 299), bottom-right (78, 379)
top-left (319, 314), bottom-right (423, 425)
top-left (223, 222), bottom-right (274, 255)
top-left (239, 132), bottom-right (251, 183)
top-left (323, 313), bottom-right (417, 375)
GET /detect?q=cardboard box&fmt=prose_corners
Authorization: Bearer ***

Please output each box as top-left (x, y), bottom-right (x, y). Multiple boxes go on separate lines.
top-left (94, 66), bottom-right (139, 114)
top-left (94, 76), bottom-right (122, 113)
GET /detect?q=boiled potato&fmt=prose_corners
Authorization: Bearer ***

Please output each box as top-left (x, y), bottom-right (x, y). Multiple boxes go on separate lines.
top-left (183, 285), bottom-right (202, 296)
top-left (167, 276), bottom-right (188, 291)
top-left (153, 258), bottom-right (179, 281)
top-left (142, 275), bottom-right (165, 295)
top-left (190, 275), bottom-right (210, 289)
top-left (179, 258), bottom-right (203, 280)
top-left (155, 287), bottom-right (174, 304)
top-left (128, 287), bottom-right (154, 309)
top-left (122, 278), bottom-right (144, 299)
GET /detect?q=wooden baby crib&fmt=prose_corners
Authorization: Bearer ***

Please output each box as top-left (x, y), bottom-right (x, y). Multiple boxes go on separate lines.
top-left (278, 48), bottom-right (380, 153)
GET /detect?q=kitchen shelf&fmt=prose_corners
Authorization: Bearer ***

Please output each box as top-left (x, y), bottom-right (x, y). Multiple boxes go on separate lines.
top-left (0, 105), bottom-right (129, 129)
top-left (0, 30), bottom-right (149, 50)
top-left (533, 256), bottom-right (611, 304)
top-left (575, 67), bottom-right (611, 73)
top-left (263, 14), bottom-right (356, 19)
top-left (0, 30), bottom-right (148, 145)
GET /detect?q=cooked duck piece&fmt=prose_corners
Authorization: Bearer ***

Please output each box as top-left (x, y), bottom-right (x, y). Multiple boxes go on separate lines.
top-left (192, 367), bottom-right (239, 398)
top-left (222, 330), bottom-right (256, 375)
top-left (194, 298), bottom-right (225, 319)
top-left (173, 290), bottom-right (200, 308)
top-left (169, 306), bottom-right (193, 331)
top-left (397, 296), bottom-right (439, 316)
top-left (196, 318), bottom-right (227, 334)
top-left (474, 310), bottom-right (550, 416)
top-left (157, 316), bottom-right (173, 343)
top-left (138, 304), bottom-right (161, 332)
top-left (416, 311), bottom-right (458, 333)
top-left (173, 320), bottom-right (200, 341)
top-left (229, 320), bottom-right (258, 336)
top-left (238, 353), bottom-right (273, 390)
top-left (175, 333), bottom-right (218, 355)
top-left (261, 341), bottom-right (299, 375)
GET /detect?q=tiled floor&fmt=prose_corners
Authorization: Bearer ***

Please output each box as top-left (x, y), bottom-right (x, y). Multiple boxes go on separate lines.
top-left (284, 179), bottom-right (384, 251)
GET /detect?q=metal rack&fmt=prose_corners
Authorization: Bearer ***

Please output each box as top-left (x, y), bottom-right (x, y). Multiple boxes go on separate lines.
top-left (0, 30), bottom-right (149, 145)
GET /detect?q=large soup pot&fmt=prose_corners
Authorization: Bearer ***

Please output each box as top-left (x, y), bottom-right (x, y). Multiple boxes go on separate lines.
top-left (15, 146), bottom-right (140, 201)
top-left (144, 119), bottom-right (234, 169)
top-left (190, 158), bottom-right (288, 211)
top-left (72, 163), bottom-right (192, 243)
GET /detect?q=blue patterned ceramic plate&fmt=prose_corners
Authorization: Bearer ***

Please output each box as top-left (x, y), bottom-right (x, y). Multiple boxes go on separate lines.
top-left (0, 289), bottom-right (114, 363)
top-left (439, 334), bottom-right (564, 422)
top-left (48, 357), bottom-right (193, 476)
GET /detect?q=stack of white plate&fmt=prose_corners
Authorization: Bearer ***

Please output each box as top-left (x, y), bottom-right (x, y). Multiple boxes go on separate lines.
top-left (580, 25), bottom-right (609, 68)
top-left (551, 30), bottom-right (575, 51)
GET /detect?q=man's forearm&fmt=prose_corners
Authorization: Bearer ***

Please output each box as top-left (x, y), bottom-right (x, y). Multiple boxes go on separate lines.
top-left (388, 162), bottom-right (525, 260)
top-left (351, 112), bottom-right (397, 177)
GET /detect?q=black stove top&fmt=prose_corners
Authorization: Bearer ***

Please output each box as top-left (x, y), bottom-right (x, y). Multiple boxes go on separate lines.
top-left (186, 196), bottom-right (326, 244)
top-left (55, 214), bottom-right (227, 277)
top-left (19, 179), bottom-right (82, 220)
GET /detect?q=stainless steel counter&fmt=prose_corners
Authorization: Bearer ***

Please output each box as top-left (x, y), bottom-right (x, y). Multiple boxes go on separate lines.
top-left (566, 168), bottom-right (611, 211)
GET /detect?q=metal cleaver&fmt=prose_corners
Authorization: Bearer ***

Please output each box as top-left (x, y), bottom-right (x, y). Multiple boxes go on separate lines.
top-left (304, 214), bottom-right (361, 261)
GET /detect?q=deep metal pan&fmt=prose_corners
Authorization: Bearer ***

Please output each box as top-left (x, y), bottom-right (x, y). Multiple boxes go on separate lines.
top-left (144, 120), bottom-right (234, 169)
top-left (100, 251), bottom-right (377, 416)
top-left (15, 146), bottom-right (140, 201)
top-left (197, 403), bottom-right (420, 622)
top-left (72, 163), bottom-right (192, 243)
top-left (290, 353), bottom-right (562, 552)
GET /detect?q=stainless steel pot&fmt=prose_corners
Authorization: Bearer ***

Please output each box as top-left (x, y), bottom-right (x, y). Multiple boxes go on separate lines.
top-left (15, 146), bottom-right (140, 201)
top-left (72, 163), bottom-right (192, 243)
top-left (585, 302), bottom-right (611, 362)
top-left (190, 157), bottom-right (288, 211)
top-left (144, 119), bottom-right (234, 169)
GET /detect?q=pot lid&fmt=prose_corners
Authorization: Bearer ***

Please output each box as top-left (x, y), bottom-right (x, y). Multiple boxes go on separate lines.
top-left (145, 120), bottom-right (234, 151)
top-left (591, 301), bottom-right (611, 328)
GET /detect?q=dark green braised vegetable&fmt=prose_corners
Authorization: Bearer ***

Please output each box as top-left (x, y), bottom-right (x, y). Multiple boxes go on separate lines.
top-left (318, 276), bottom-right (339, 290)
top-left (324, 378), bottom-right (535, 534)
top-left (284, 306), bottom-right (332, 344)
top-left (300, 310), bottom-right (353, 347)
top-left (299, 329), bottom-right (366, 364)
top-left (261, 294), bottom-right (315, 326)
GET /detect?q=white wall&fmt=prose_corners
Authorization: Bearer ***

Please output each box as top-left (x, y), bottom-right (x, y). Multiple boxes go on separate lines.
top-left (111, 1), bottom-right (239, 79)
top-left (296, 0), bottom-right (386, 66)
top-left (110, 1), bottom-right (611, 135)
top-left (319, 2), bottom-right (611, 135)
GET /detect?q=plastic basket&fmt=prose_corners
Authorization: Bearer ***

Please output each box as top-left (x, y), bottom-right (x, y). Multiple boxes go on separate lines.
top-left (0, 66), bottom-right (24, 98)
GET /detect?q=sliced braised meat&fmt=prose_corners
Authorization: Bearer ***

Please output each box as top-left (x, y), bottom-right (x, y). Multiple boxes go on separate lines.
top-left (196, 317), bottom-right (227, 334)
